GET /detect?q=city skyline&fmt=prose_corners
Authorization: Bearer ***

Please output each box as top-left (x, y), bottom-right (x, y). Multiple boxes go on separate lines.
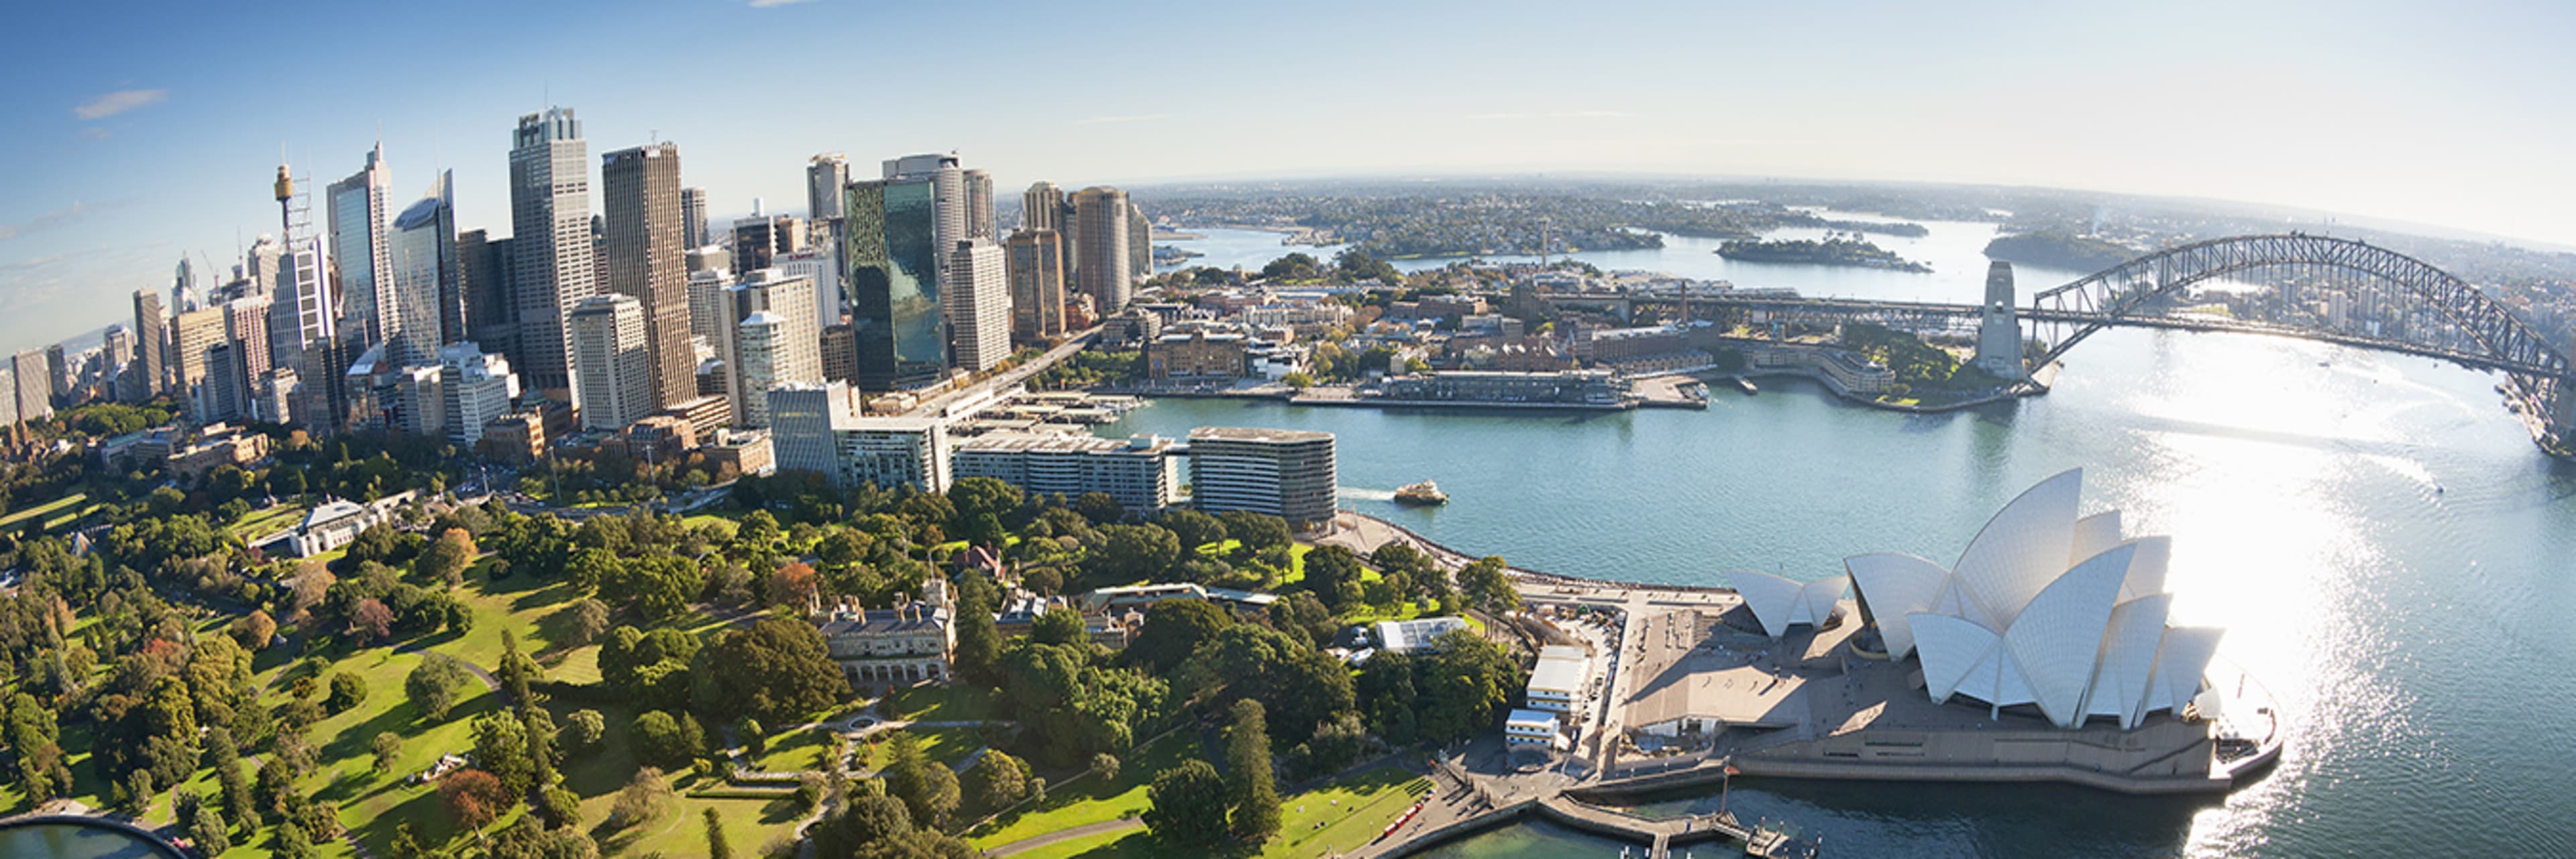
top-left (7, 0), bottom-right (2576, 359)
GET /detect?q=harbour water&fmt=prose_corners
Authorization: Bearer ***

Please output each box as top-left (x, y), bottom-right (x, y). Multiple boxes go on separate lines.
top-left (1116, 219), bottom-right (2576, 856)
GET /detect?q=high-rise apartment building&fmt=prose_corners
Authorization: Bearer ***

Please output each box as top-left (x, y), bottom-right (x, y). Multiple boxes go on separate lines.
top-left (709, 269), bottom-right (820, 427)
top-left (568, 293), bottom-right (650, 430)
top-left (843, 176), bottom-right (947, 392)
top-left (1073, 187), bottom-right (1134, 312)
top-left (1187, 426), bottom-right (1337, 526)
top-left (945, 238), bottom-right (1010, 372)
top-left (327, 142), bottom-right (394, 348)
top-left (386, 170), bottom-right (459, 366)
top-left (1023, 182), bottom-right (1065, 233)
top-left (733, 312), bottom-right (796, 428)
top-left (680, 186), bottom-right (711, 250)
top-left (11, 350), bottom-right (52, 425)
top-left (1006, 230), bottom-right (1067, 342)
top-left (508, 107), bottom-right (595, 401)
top-left (601, 143), bottom-right (694, 409)
top-left (954, 434), bottom-right (1179, 513)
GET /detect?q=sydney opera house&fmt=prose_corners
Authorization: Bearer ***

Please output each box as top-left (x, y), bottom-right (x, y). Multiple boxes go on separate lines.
top-left (1731, 468), bottom-right (2222, 729)
top-left (1689, 469), bottom-right (2277, 792)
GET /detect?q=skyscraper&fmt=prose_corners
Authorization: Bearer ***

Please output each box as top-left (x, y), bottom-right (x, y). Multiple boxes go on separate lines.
top-left (1128, 202), bottom-right (1152, 281)
top-left (713, 269), bottom-right (820, 426)
top-left (843, 176), bottom-right (947, 392)
top-left (680, 186), bottom-right (711, 249)
top-left (44, 344), bottom-right (69, 408)
top-left (174, 306), bottom-right (228, 421)
top-left (245, 234), bottom-right (283, 297)
top-left (1006, 229), bottom-right (1067, 342)
top-left (732, 206), bottom-right (804, 274)
top-left (438, 342), bottom-right (519, 446)
top-left (963, 168), bottom-right (996, 240)
top-left (171, 256), bottom-right (201, 313)
top-left (129, 290), bottom-right (166, 401)
top-left (223, 295), bottom-right (273, 391)
top-left (509, 107), bottom-right (595, 401)
top-left (458, 229), bottom-right (514, 355)
top-left (946, 238), bottom-right (1010, 372)
top-left (1072, 187), bottom-right (1133, 312)
top-left (327, 142), bottom-right (394, 348)
top-left (1023, 182), bottom-right (1065, 233)
top-left (568, 293), bottom-right (650, 430)
top-left (11, 350), bottom-right (52, 425)
top-left (386, 170), bottom-right (459, 366)
top-left (807, 154), bottom-right (848, 228)
top-left (601, 143), bottom-right (694, 409)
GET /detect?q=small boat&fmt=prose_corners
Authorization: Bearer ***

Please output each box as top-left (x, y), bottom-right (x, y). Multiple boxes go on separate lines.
top-left (1393, 481), bottom-right (1449, 506)
top-left (1733, 377), bottom-right (1760, 395)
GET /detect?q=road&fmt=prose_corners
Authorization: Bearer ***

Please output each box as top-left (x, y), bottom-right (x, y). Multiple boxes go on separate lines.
top-left (905, 327), bottom-right (1101, 419)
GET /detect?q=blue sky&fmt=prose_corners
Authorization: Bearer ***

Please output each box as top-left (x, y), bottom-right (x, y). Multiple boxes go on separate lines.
top-left (3, 0), bottom-right (2572, 356)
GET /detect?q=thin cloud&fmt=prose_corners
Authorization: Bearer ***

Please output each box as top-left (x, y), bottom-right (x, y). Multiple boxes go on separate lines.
top-left (747, 0), bottom-right (816, 7)
top-left (1464, 109), bottom-right (1631, 121)
top-left (1075, 113), bottom-right (1171, 126)
top-left (80, 128), bottom-right (111, 142)
top-left (73, 89), bottom-right (167, 120)
top-left (0, 203), bottom-right (87, 242)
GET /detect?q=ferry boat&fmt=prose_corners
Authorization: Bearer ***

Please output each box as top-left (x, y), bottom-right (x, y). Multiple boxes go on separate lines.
top-left (1393, 481), bottom-right (1449, 506)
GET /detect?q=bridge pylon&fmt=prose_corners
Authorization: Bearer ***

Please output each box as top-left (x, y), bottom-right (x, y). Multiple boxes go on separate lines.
top-left (1976, 261), bottom-right (2027, 381)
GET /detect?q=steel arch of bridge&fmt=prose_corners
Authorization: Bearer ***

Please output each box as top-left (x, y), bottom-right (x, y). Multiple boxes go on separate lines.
top-left (2025, 234), bottom-right (2569, 438)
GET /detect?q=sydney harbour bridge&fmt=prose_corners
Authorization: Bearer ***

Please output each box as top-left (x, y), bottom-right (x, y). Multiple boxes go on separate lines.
top-left (1591, 234), bottom-right (2574, 456)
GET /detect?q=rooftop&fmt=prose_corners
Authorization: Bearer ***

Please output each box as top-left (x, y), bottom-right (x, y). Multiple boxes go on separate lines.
top-left (1189, 425), bottom-right (1334, 444)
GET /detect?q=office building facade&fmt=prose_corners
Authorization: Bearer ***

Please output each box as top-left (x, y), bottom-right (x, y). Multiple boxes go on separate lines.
top-left (327, 142), bottom-right (394, 349)
top-left (1005, 229), bottom-right (1067, 342)
top-left (386, 170), bottom-right (458, 366)
top-left (600, 142), bottom-right (696, 409)
top-left (715, 268), bottom-right (820, 427)
top-left (843, 176), bottom-right (947, 391)
top-left (508, 107), bottom-right (595, 400)
top-left (765, 381), bottom-right (949, 490)
top-left (680, 185), bottom-right (710, 250)
top-left (568, 293), bottom-right (651, 430)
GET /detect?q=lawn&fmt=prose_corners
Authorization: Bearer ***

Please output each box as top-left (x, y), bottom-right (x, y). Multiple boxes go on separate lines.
top-left (965, 729), bottom-right (1198, 848)
top-left (881, 684), bottom-right (998, 723)
top-left (678, 512), bottom-right (741, 539)
top-left (1263, 764), bottom-right (1432, 859)
top-left (1010, 828), bottom-right (1158, 859)
top-left (853, 727), bottom-right (982, 772)
top-left (561, 699), bottom-right (809, 858)
top-left (226, 502), bottom-right (309, 539)
top-left (751, 729), bottom-right (834, 773)
top-left (0, 493), bottom-right (85, 529)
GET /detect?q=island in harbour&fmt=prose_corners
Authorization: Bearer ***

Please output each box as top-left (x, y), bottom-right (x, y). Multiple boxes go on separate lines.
top-left (1983, 230), bottom-right (2140, 272)
top-left (1716, 234), bottom-right (1932, 272)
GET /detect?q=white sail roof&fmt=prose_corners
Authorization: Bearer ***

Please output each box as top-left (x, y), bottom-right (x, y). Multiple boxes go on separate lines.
top-left (1846, 469), bottom-right (2224, 729)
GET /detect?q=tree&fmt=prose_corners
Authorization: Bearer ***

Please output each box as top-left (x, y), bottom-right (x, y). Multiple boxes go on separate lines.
top-left (952, 576), bottom-right (1003, 683)
top-left (325, 672), bottom-right (368, 714)
top-left (439, 768), bottom-right (506, 830)
top-left (1159, 509), bottom-right (1226, 552)
top-left (704, 807), bottom-right (735, 859)
top-left (767, 562), bottom-right (820, 612)
top-left (1207, 625), bottom-right (1354, 744)
top-left (188, 799), bottom-right (231, 856)
top-left (1092, 752), bottom-right (1121, 783)
top-left (1356, 651), bottom-right (1420, 745)
top-left (1124, 598), bottom-right (1232, 674)
top-left (1226, 699), bottom-right (1282, 842)
top-left (966, 748), bottom-right (1030, 811)
top-left (276, 819), bottom-right (317, 859)
top-left (566, 597), bottom-right (612, 646)
top-left (419, 527), bottom-right (476, 587)
top-left (608, 767), bottom-right (674, 830)
top-left (230, 610), bottom-right (278, 650)
top-left (405, 654), bottom-right (469, 721)
top-left (564, 709), bottom-right (607, 755)
top-left (1302, 545), bottom-right (1365, 612)
top-left (472, 711), bottom-right (536, 799)
top-left (1458, 555), bottom-right (1519, 613)
top-left (634, 711), bottom-right (698, 770)
top-left (1030, 606), bottom-right (1086, 647)
top-left (371, 732), bottom-right (403, 773)
top-left (1095, 524), bottom-right (1181, 583)
top-left (1142, 760), bottom-right (1229, 848)
top-left (690, 617), bottom-right (851, 721)
top-left (1415, 629), bottom-right (1518, 743)
top-left (1218, 511), bottom-right (1291, 557)
top-left (1281, 370), bottom-right (1315, 389)
top-left (946, 477), bottom-right (1024, 529)
top-left (884, 732), bottom-right (960, 830)
top-left (350, 597), bottom-right (395, 642)
top-left (1073, 492), bottom-right (1125, 525)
